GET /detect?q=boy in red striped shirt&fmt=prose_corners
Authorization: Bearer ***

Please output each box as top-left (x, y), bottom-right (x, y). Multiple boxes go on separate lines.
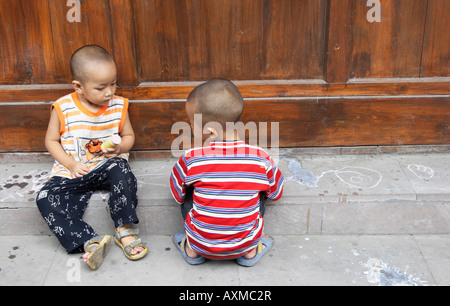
top-left (170, 79), bottom-right (284, 266)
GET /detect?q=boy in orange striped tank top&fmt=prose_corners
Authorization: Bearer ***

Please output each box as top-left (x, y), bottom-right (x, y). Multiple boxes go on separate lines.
top-left (36, 45), bottom-right (147, 270)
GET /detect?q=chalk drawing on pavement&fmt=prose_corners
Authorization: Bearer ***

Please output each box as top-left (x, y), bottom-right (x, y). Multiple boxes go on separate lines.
top-left (407, 164), bottom-right (434, 181)
top-left (0, 170), bottom-right (49, 203)
top-left (283, 157), bottom-right (382, 189)
top-left (363, 258), bottom-right (427, 286)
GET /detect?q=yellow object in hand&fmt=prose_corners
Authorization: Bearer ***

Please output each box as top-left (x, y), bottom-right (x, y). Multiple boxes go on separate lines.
top-left (101, 135), bottom-right (122, 149)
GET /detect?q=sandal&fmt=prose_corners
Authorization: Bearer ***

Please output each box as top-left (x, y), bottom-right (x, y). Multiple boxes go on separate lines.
top-left (83, 235), bottom-right (112, 270)
top-left (173, 232), bottom-right (206, 265)
top-left (114, 228), bottom-right (148, 261)
top-left (236, 236), bottom-right (274, 267)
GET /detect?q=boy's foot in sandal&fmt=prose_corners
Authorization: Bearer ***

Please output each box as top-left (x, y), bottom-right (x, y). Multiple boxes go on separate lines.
top-left (236, 235), bottom-right (274, 267)
top-left (82, 235), bottom-right (112, 270)
top-left (114, 225), bottom-right (148, 261)
top-left (173, 232), bottom-right (206, 265)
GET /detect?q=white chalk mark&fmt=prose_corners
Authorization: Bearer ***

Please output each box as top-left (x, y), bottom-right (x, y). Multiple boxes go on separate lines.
top-left (135, 174), bottom-right (169, 188)
top-left (407, 164), bottom-right (434, 180)
top-left (284, 157), bottom-right (382, 189)
top-left (0, 170), bottom-right (49, 202)
top-left (363, 258), bottom-right (427, 286)
top-left (335, 167), bottom-right (382, 189)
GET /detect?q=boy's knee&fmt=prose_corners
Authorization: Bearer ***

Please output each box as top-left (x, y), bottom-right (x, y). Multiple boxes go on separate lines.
top-left (36, 189), bottom-right (49, 207)
top-left (107, 159), bottom-right (132, 176)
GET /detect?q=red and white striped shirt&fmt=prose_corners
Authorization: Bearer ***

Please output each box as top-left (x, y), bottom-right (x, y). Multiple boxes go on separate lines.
top-left (170, 140), bottom-right (284, 259)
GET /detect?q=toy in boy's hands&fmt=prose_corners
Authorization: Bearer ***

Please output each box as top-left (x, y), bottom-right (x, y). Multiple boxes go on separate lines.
top-left (101, 135), bottom-right (122, 149)
top-left (102, 135), bottom-right (122, 158)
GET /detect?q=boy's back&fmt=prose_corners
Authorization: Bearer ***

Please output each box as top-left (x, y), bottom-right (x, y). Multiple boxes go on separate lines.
top-left (170, 139), bottom-right (284, 259)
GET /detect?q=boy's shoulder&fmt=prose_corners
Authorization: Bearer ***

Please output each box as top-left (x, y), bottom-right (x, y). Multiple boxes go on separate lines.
top-left (183, 141), bottom-right (273, 161)
top-left (53, 93), bottom-right (128, 108)
top-left (109, 95), bottom-right (129, 107)
top-left (54, 92), bottom-right (76, 104)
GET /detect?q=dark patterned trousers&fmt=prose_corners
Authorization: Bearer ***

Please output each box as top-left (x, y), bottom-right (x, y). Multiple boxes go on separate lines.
top-left (36, 157), bottom-right (138, 253)
top-left (180, 186), bottom-right (267, 220)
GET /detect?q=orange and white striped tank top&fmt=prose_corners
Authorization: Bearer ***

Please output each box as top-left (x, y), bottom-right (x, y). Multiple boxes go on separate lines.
top-left (50, 92), bottom-right (129, 178)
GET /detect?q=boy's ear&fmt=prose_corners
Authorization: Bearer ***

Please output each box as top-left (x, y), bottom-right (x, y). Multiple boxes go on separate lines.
top-left (72, 80), bottom-right (83, 93)
top-left (205, 127), bottom-right (218, 139)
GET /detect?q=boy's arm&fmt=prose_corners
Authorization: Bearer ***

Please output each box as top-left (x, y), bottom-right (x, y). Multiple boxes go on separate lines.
top-left (265, 157), bottom-right (285, 201)
top-left (103, 112), bottom-right (135, 158)
top-left (170, 155), bottom-right (188, 204)
top-left (45, 108), bottom-right (89, 178)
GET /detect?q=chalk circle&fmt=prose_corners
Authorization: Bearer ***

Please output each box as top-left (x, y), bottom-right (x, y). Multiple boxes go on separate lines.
top-left (335, 167), bottom-right (382, 189)
top-left (407, 164), bottom-right (434, 180)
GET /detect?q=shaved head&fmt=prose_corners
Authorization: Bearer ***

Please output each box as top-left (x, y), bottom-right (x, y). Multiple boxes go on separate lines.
top-left (187, 79), bottom-right (244, 128)
top-left (70, 45), bottom-right (114, 83)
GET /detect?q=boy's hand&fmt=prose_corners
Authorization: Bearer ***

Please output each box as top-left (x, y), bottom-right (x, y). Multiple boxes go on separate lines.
top-left (68, 161), bottom-right (90, 178)
top-left (103, 145), bottom-right (121, 159)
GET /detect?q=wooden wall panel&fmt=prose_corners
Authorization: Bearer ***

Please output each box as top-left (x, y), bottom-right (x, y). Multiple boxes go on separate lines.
top-left (350, 0), bottom-right (428, 79)
top-left (0, 103), bottom-right (49, 151)
top-left (47, 0), bottom-right (114, 84)
top-left (0, 0), bottom-right (56, 84)
top-left (325, 0), bottom-right (352, 83)
top-left (134, 0), bottom-right (327, 81)
top-left (2, 96), bottom-right (448, 152)
top-left (421, 0), bottom-right (450, 77)
top-left (0, 0), bottom-right (137, 86)
top-left (128, 96), bottom-right (450, 150)
top-left (0, 0), bottom-right (448, 152)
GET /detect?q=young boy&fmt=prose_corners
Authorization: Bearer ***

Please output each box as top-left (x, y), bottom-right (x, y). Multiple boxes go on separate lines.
top-left (36, 45), bottom-right (147, 270)
top-left (170, 79), bottom-right (284, 266)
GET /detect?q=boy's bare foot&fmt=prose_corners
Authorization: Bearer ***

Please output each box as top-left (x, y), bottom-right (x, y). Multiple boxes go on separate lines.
top-left (236, 234), bottom-right (273, 267)
top-left (82, 235), bottom-right (111, 270)
top-left (243, 233), bottom-right (270, 259)
top-left (185, 242), bottom-right (201, 258)
top-left (82, 252), bottom-right (89, 262)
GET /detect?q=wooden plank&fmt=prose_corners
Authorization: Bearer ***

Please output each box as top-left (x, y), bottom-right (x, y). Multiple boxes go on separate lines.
top-left (0, 0), bottom-right (56, 84)
top-left (1, 79), bottom-right (449, 102)
top-left (421, 0), bottom-right (450, 77)
top-left (240, 97), bottom-right (450, 147)
top-left (350, 0), bottom-right (428, 78)
top-left (136, 96), bottom-right (450, 149)
top-left (48, 0), bottom-right (114, 84)
top-left (0, 0), bottom-right (448, 153)
top-left (2, 96), bottom-right (447, 151)
top-left (325, 0), bottom-right (353, 83)
top-left (259, 0), bottom-right (327, 80)
top-left (109, 0), bottom-right (139, 87)
top-left (0, 103), bottom-right (50, 151)
top-left (0, 0), bottom-right (28, 84)
top-left (134, 0), bottom-right (327, 81)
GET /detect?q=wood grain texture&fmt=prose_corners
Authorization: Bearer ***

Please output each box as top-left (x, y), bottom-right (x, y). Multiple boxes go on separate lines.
top-left (421, 0), bottom-right (450, 77)
top-left (0, 0), bottom-right (448, 152)
top-left (1, 0), bottom-right (448, 85)
top-left (2, 96), bottom-right (448, 152)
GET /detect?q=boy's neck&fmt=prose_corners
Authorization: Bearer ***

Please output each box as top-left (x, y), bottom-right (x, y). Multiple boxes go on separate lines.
top-left (77, 93), bottom-right (105, 113)
top-left (205, 130), bottom-right (240, 142)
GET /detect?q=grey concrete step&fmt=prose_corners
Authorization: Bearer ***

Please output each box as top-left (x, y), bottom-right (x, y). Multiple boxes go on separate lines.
top-left (1, 234), bottom-right (450, 286)
top-left (1, 151), bottom-right (450, 236)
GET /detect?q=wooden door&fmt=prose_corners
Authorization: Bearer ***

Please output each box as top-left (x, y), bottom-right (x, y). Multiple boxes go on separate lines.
top-left (0, 0), bottom-right (448, 152)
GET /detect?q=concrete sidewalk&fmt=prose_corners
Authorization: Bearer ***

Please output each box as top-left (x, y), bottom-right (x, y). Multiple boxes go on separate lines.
top-left (1, 234), bottom-right (449, 286)
top-left (0, 148), bottom-right (449, 286)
